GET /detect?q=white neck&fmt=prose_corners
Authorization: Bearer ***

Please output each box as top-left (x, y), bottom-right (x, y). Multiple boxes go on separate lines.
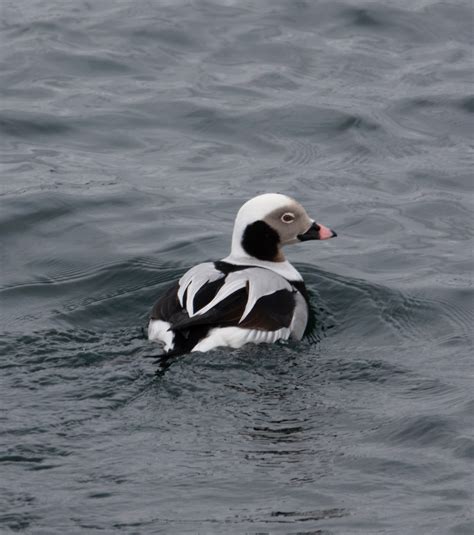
top-left (222, 252), bottom-right (303, 282)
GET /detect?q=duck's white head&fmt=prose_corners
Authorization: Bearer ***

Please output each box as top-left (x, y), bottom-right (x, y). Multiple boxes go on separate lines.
top-left (228, 193), bottom-right (336, 263)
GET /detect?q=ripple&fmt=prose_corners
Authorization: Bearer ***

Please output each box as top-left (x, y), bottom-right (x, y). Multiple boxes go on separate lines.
top-left (376, 415), bottom-right (458, 449)
top-left (0, 512), bottom-right (40, 532)
top-left (458, 95), bottom-right (474, 113)
top-left (269, 507), bottom-right (346, 522)
top-left (0, 112), bottom-right (73, 138)
top-left (47, 50), bottom-right (131, 76)
top-left (299, 265), bottom-right (473, 349)
top-left (453, 437), bottom-right (474, 460)
top-left (386, 95), bottom-right (473, 139)
top-left (251, 71), bottom-right (299, 90)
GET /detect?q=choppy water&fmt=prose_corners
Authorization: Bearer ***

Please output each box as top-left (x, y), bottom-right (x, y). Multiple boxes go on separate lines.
top-left (1, 1), bottom-right (473, 533)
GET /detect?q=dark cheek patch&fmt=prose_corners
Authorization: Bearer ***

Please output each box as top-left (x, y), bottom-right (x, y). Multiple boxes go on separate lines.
top-left (242, 220), bottom-right (280, 261)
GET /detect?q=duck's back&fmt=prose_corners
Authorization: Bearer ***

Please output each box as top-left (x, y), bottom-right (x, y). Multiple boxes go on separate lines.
top-left (148, 261), bottom-right (309, 355)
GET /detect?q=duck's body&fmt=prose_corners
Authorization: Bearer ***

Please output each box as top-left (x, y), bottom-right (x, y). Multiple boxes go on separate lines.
top-left (149, 259), bottom-right (309, 354)
top-left (148, 193), bottom-right (336, 355)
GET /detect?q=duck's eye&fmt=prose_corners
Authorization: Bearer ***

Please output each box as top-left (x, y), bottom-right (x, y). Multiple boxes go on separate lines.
top-left (281, 212), bottom-right (295, 224)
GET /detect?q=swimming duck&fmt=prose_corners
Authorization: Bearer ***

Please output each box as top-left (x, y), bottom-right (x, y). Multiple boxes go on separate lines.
top-left (148, 193), bottom-right (336, 355)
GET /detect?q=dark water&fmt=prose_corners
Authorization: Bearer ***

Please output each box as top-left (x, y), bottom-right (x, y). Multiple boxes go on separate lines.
top-left (1, 1), bottom-right (473, 533)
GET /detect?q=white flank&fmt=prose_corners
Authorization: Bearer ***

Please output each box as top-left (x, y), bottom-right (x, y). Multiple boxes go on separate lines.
top-left (191, 326), bottom-right (291, 353)
top-left (290, 291), bottom-right (308, 340)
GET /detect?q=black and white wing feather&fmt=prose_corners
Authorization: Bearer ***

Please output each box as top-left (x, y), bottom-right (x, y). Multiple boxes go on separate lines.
top-left (149, 262), bottom-right (308, 354)
top-left (177, 262), bottom-right (224, 316)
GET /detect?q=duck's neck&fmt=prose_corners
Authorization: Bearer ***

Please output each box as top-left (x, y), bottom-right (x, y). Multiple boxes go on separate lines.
top-left (225, 219), bottom-right (302, 281)
top-left (222, 252), bottom-right (303, 282)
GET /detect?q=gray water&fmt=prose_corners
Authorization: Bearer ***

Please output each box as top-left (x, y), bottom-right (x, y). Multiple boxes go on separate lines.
top-left (1, 1), bottom-right (473, 534)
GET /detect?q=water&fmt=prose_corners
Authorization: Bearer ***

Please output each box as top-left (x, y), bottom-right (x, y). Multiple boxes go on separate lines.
top-left (1, 1), bottom-right (473, 533)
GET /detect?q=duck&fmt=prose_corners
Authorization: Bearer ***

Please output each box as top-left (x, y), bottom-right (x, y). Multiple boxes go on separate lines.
top-left (148, 193), bottom-right (336, 355)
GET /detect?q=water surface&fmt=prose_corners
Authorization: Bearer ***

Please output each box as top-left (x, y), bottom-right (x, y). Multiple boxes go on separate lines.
top-left (1, 1), bottom-right (473, 533)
